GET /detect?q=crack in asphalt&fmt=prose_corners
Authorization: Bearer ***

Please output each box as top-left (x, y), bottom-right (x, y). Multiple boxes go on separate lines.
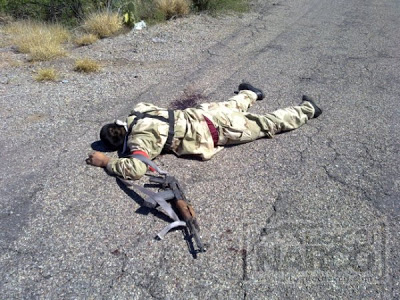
top-left (108, 250), bottom-right (129, 290)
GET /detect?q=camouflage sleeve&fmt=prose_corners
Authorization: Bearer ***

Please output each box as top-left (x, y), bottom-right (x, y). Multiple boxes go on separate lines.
top-left (106, 157), bottom-right (148, 180)
top-left (106, 107), bottom-right (168, 180)
top-left (128, 119), bottom-right (169, 159)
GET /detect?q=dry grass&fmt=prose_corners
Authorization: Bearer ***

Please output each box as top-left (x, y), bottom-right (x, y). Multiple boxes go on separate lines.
top-left (0, 13), bottom-right (14, 25)
top-left (74, 58), bottom-right (101, 73)
top-left (74, 33), bottom-right (99, 46)
top-left (34, 68), bottom-right (58, 81)
top-left (82, 12), bottom-right (123, 38)
top-left (0, 29), bottom-right (11, 48)
top-left (5, 20), bottom-right (70, 61)
top-left (156, 0), bottom-right (191, 19)
top-left (0, 52), bottom-right (22, 69)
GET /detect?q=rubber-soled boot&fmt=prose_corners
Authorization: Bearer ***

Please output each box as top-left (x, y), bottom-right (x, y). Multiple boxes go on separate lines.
top-left (302, 95), bottom-right (322, 118)
top-left (237, 83), bottom-right (265, 100)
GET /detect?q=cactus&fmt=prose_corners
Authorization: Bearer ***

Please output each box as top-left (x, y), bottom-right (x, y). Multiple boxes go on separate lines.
top-left (122, 1), bottom-right (135, 27)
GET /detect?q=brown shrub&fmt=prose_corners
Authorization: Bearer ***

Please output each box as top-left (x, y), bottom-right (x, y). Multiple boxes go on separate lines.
top-left (5, 20), bottom-right (70, 61)
top-left (74, 33), bottom-right (99, 46)
top-left (34, 68), bottom-right (58, 81)
top-left (82, 12), bottom-right (123, 38)
top-left (74, 58), bottom-right (101, 73)
top-left (156, 0), bottom-right (191, 19)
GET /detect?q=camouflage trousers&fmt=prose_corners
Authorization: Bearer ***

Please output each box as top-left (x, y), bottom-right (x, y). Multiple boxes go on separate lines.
top-left (197, 91), bottom-right (315, 145)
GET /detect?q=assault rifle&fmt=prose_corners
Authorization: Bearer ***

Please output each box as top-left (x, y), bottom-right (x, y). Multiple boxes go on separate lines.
top-left (148, 174), bottom-right (206, 253)
top-left (119, 154), bottom-right (206, 255)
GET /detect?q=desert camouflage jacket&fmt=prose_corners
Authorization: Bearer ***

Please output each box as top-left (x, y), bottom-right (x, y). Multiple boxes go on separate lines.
top-left (106, 102), bottom-right (222, 180)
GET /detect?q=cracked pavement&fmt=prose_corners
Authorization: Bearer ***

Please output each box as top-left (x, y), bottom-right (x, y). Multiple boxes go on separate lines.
top-left (1, 0), bottom-right (399, 298)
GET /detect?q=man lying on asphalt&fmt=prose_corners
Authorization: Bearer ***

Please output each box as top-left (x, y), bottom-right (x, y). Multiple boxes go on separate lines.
top-left (86, 83), bottom-right (322, 179)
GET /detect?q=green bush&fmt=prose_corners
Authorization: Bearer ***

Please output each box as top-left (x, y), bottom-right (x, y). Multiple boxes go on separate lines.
top-left (191, 0), bottom-right (208, 11)
top-left (0, 0), bottom-right (249, 25)
top-left (0, 0), bottom-right (106, 25)
top-left (122, 2), bottom-right (136, 27)
top-left (192, 0), bottom-right (249, 13)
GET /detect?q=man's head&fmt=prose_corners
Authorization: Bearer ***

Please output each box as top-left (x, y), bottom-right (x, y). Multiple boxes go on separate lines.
top-left (100, 123), bottom-right (127, 151)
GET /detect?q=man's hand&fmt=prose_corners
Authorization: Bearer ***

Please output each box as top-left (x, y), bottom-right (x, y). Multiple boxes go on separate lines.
top-left (86, 151), bottom-right (110, 167)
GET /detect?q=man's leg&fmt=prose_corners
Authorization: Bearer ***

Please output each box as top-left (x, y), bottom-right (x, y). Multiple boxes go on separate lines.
top-left (248, 101), bottom-right (315, 137)
top-left (197, 90), bottom-right (258, 113)
top-left (215, 100), bottom-right (317, 145)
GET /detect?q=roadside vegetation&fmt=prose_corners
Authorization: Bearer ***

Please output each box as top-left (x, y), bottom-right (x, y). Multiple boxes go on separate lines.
top-left (156, 0), bottom-right (191, 19)
top-left (74, 58), bottom-right (101, 73)
top-left (82, 11), bottom-right (123, 38)
top-left (4, 20), bottom-right (70, 61)
top-left (0, 0), bottom-right (248, 75)
top-left (0, 0), bottom-right (249, 26)
top-left (74, 33), bottom-right (99, 46)
top-left (34, 67), bottom-right (59, 81)
top-left (192, 0), bottom-right (248, 14)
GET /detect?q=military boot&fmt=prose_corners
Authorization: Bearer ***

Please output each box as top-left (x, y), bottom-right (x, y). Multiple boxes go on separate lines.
top-left (236, 82), bottom-right (265, 100)
top-left (302, 95), bottom-right (322, 118)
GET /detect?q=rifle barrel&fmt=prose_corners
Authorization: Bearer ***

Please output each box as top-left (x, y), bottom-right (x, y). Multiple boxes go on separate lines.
top-left (188, 221), bottom-right (206, 252)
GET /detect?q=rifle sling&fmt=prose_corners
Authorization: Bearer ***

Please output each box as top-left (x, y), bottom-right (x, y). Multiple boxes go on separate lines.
top-left (120, 154), bottom-right (186, 239)
top-left (129, 154), bottom-right (168, 175)
top-left (118, 177), bottom-right (185, 239)
top-left (127, 110), bottom-right (175, 152)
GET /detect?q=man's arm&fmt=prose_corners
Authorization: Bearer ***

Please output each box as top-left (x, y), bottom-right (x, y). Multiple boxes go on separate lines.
top-left (87, 108), bottom-right (169, 180)
top-left (86, 151), bottom-right (147, 180)
top-left (86, 151), bottom-right (110, 167)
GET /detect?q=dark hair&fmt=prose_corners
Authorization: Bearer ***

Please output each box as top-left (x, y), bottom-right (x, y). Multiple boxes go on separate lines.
top-left (100, 123), bottom-right (125, 151)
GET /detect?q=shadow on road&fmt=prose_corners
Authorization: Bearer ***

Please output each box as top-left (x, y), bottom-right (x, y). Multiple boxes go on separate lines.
top-left (115, 178), bottom-right (173, 224)
top-left (90, 140), bottom-right (116, 153)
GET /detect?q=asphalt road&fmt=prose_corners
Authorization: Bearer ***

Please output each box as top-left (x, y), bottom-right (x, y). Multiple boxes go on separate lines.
top-left (1, 0), bottom-right (399, 299)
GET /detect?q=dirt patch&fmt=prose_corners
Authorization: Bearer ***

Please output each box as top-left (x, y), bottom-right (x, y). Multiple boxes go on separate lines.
top-left (26, 113), bottom-right (47, 122)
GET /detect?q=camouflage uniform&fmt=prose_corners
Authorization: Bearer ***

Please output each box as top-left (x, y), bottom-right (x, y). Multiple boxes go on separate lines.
top-left (107, 90), bottom-right (315, 180)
